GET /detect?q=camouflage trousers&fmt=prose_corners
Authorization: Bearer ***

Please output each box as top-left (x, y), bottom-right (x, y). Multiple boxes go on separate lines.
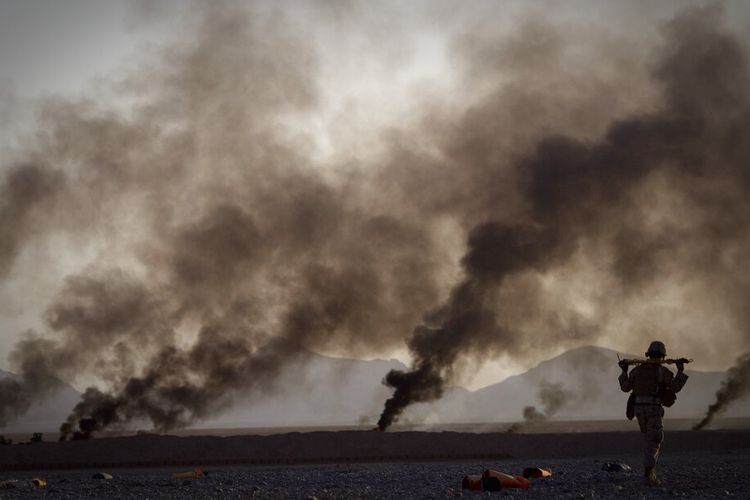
top-left (634, 405), bottom-right (664, 468)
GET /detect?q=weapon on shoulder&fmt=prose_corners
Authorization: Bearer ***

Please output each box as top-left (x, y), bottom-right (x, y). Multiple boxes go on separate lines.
top-left (617, 356), bottom-right (693, 366)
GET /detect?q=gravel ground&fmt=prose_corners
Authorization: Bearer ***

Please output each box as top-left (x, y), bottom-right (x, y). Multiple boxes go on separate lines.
top-left (0, 449), bottom-right (746, 499)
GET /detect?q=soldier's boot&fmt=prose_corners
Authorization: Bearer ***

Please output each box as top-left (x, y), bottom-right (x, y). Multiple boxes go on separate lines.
top-left (644, 466), bottom-right (661, 487)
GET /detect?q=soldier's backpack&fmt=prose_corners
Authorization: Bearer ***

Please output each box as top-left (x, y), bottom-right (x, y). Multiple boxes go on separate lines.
top-left (628, 364), bottom-right (677, 412)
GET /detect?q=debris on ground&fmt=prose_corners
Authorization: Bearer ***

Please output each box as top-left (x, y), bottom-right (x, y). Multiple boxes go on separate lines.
top-left (483, 469), bottom-right (531, 490)
top-left (0, 479), bottom-right (18, 490)
top-left (462, 474), bottom-right (483, 491)
top-left (602, 462), bottom-right (632, 472)
top-left (462, 469), bottom-right (532, 491)
top-left (172, 467), bottom-right (205, 479)
top-left (523, 467), bottom-right (553, 478)
top-left (92, 472), bottom-right (114, 480)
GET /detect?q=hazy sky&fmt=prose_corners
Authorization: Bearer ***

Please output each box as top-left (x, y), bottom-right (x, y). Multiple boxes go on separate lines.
top-left (2, 0), bottom-right (750, 397)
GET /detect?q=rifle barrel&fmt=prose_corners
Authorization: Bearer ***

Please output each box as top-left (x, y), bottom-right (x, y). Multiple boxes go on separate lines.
top-left (621, 358), bottom-right (693, 366)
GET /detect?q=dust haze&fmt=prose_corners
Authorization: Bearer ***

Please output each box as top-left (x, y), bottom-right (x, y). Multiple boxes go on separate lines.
top-left (0, 1), bottom-right (749, 436)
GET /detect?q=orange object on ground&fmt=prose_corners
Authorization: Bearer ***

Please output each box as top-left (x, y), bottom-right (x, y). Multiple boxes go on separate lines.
top-left (483, 469), bottom-right (530, 490)
top-left (522, 467), bottom-right (552, 478)
top-left (462, 474), bottom-right (483, 491)
top-left (171, 467), bottom-right (204, 479)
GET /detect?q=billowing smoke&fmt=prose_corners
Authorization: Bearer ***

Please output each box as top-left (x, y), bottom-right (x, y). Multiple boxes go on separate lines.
top-left (509, 381), bottom-right (571, 432)
top-left (0, 164), bottom-right (65, 280)
top-left (693, 353), bottom-right (750, 430)
top-left (1, 2), bottom-right (749, 437)
top-left (377, 6), bottom-right (750, 429)
top-left (59, 334), bottom-right (304, 440)
top-left (531, 380), bottom-right (571, 420)
top-left (0, 4), bottom-right (442, 437)
top-left (0, 336), bottom-right (65, 426)
top-left (522, 406), bottom-right (545, 422)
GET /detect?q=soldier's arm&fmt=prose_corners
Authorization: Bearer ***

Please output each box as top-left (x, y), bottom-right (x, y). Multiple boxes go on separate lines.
top-left (661, 366), bottom-right (688, 393)
top-left (670, 368), bottom-right (689, 393)
top-left (619, 367), bottom-right (634, 392)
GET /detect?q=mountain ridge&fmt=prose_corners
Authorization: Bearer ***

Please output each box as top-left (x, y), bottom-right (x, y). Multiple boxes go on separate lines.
top-left (1, 345), bottom-right (746, 432)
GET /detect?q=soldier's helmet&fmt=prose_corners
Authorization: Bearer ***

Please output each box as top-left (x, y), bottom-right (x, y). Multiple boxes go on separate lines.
top-left (646, 340), bottom-right (667, 358)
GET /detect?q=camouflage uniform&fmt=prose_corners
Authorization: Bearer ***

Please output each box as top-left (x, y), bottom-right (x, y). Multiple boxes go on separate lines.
top-left (619, 364), bottom-right (688, 470)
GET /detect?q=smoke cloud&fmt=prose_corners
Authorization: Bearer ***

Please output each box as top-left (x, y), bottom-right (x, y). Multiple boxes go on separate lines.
top-left (0, 2), bottom-right (749, 436)
top-left (377, 5), bottom-right (750, 429)
top-left (506, 381), bottom-right (572, 433)
top-left (0, 164), bottom-right (65, 280)
top-left (534, 380), bottom-right (571, 419)
top-left (1, 4), bottom-right (442, 436)
top-left (522, 379), bottom-right (570, 422)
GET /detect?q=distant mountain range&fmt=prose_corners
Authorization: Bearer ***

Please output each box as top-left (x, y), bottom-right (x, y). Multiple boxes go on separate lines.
top-left (402, 346), bottom-right (747, 423)
top-left (1, 346), bottom-right (747, 433)
top-left (197, 345), bottom-right (750, 427)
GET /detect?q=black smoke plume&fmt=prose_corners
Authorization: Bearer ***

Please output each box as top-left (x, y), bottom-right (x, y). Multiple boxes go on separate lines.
top-left (0, 337), bottom-right (64, 427)
top-left (527, 380), bottom-right (571, 421)
top-left (506, 381), bottom-right (571, 433)
top-left (693, 353), bottom-right (750, 430)
top-left (522, 406), bottom-right (545, 422)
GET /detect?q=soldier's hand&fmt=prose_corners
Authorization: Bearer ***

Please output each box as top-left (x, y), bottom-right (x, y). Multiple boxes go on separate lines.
top-left (618, 360), bottom-right (628, 371)
top-left (676, 358), bottom-right (687, 371)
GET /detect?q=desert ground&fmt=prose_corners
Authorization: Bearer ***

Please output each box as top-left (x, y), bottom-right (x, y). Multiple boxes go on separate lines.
top-left (0, 449), bottom-right (747, 499)
top-left (1, 420), bottom-right (749, 498)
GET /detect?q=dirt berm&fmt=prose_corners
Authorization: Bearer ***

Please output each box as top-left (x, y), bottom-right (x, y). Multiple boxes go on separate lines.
top-left (1, 430), bottom-right (748, 471)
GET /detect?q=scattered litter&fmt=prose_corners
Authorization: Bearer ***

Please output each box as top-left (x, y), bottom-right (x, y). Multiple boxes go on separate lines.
top-left (0, 479), bottom-right (18, 490)
top-left (462, 474), bottom-right (483, 491)
top-left (30, 478), bottom-right (46, 488)
top-left (463, 469), bottom-right (535, 491)
top-left (602, 463), bottom-right (632, 472)
top-left (172, 467), bottom-right (205, 479)
top-left (483, 469), bottom-right (530, 490)
top-left (523, 467), bottom-right (552, 478)
top-left (92, 472), bottom-right (114, 480)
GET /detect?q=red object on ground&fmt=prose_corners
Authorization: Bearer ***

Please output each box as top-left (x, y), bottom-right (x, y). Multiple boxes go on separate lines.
top-left (483, 469), bottom-right (531, 489)
top-left (171, 467), bottom-right (204, 479)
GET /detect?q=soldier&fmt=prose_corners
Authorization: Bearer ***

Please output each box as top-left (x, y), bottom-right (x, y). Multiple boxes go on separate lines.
top-left (619, 341), bottom-right (688, 486)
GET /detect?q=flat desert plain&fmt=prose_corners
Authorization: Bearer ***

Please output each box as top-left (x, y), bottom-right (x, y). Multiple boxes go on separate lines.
top-left (0, 421), bottom-right (749, 499)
